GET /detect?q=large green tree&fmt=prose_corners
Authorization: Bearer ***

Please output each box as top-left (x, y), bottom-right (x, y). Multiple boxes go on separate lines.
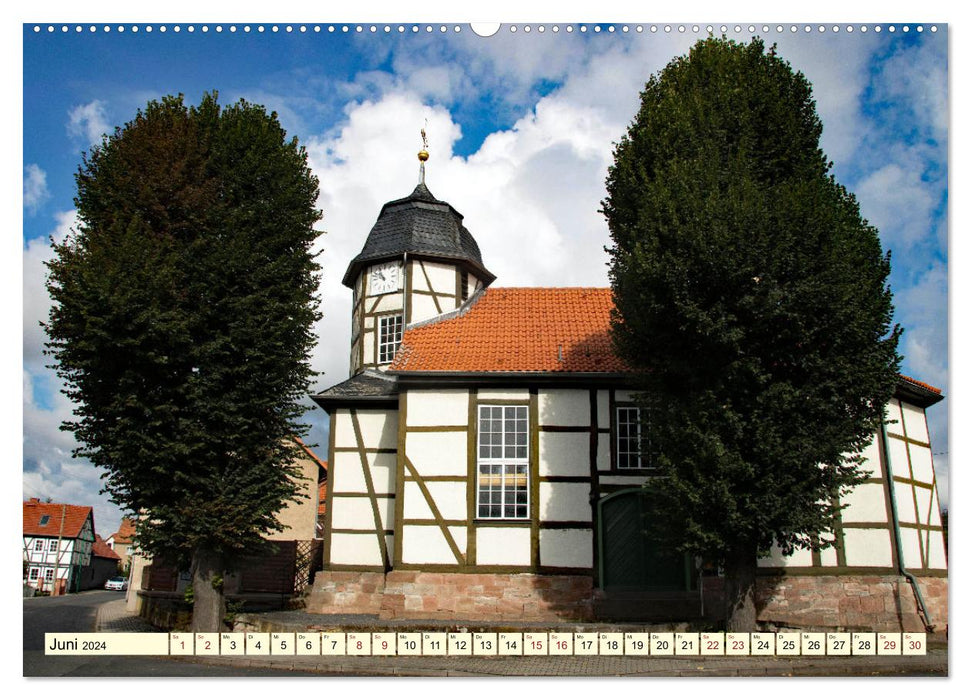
top-left (602, 38), bottom-right (901, 630)
top-left (45, 93), bottom-right (321, 631)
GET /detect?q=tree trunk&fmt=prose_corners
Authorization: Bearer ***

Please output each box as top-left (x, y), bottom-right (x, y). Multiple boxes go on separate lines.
top-left (723, 540), bottom-right (758, 632)
top-left (190, 548), bottom-right (226, 633)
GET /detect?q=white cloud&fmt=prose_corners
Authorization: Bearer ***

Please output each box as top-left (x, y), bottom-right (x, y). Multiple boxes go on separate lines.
top-left (67, 100), bottom-right (110, 144)
top-left (23, 210), bottom-right (78, 376)
top-left (23, 164), bottom-right (50, 214)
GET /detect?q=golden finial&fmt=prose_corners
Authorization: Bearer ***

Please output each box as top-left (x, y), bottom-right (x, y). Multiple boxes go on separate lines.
top-left (418, 126), bottom-right (429, 162)
top-left (418, 124), bottom-right (429, 184)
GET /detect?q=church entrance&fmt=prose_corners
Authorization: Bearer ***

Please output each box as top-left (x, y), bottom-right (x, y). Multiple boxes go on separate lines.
top-left (596, 488), bottom-right (695, 592)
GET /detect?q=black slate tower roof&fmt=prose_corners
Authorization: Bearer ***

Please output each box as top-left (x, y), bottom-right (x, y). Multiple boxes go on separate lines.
top-left (341, 182), bottom-right (496, 288)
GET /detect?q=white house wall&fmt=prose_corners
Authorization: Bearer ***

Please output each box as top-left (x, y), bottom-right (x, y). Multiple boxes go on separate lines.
top-left (476, 527), bottom-right (531, 566)
top-left (539, 529), bottom-right (593, 568)
top-left (323, 387), bottom-right (945, 582)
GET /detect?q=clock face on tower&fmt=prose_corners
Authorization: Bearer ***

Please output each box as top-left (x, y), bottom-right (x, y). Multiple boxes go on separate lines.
top-left (369, 261), bottom-right (401, 295)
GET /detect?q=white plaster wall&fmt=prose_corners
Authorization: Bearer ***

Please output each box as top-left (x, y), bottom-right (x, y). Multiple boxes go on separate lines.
top-left (331, 452), bottom-right (396, 494)
top-left (363, 330), bottom-right (375, 364)
top-left (406, 431), bottom-right (468, 476)
top-left (909, 445), bottom-right (935, 486)
top-left (477, 389), bottom-right (529, 401)
top-left (476, 527), bottom-right (531, 566)
top-left (401, 525), bottom-right (466, 565)
top-left (914, 485), bottom-right (934, 525)
top-left (926, 530), bottom-right (947, 569)
top-left (403, 481), bottom-right (467, 521)
top-left (926, 488), bottom-right (942, 527)
top-left (820, 546), bottom-right (838, 567)
top-left (539, 482), bottom-right (592, 522)
top-left (334, 410), bottom-right (398, 451)
top-left (843, 528), bottom-right (894, 567)
top-left (330, 533), bottom-right (385, 566)
top-left (596, 438), bottom-right (610, 472)
top-left (410, 294), bottom-right (440, 324)
top-left (538, 389), bottom-right (589, 426)
top-left (901, 402), bottom-right (930, 443)
top-left (885, 399), bottom-right (904, 431)
top-left (539, 529), bottom-right (593, 568)
top-left (597, 391), bottom-right (610, 429)
top-left (371, 294), bottom-right (404, 314)
top-left (887, 439), bottom-right (911, 480)
top-left (894, 482), bottom-right (917, 524)
top-left (408, 390), bottom-right (469, 427)
top-left (423, 260), bottom-right (458, 292)
top-left (330, 496), bottom-right (394, 530)
top-left (899, 527), bottom-right (925, 569)
top-left (840, 482), bottom-right (888, 524)
top-left (858, 438), bottom-right (883, 478)
top-left (539, 433), bottom-right (589, 477)
top-left (758, 544), bottom-right (813, 568)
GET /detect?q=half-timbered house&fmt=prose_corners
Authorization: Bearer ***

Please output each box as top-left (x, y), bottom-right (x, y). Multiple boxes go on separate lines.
top-left (23, 499), bottom-right (96, 594)
top-left (308, 157), bottom-right (947, 632)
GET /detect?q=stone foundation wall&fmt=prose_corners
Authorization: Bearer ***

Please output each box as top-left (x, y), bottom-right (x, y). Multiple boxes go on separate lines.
top-left (306, 571), bottom-right (594, 621)
top-left (703, 575), bottom-right (947, 632)
top-left (306, 570), bottom-right (946, 630)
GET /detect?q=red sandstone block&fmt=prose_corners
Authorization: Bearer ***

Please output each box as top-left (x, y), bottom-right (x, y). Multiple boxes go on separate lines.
top-left (418, 573), bottom-right (445, 585)
top-left (387, 571), bottom-right (419, 584)
top-left (421, 595), bottom-right (440, 611)
top-left (860, 596), bottom-right (886, 614)
top-left (496, 599), bottom-right (525, 617)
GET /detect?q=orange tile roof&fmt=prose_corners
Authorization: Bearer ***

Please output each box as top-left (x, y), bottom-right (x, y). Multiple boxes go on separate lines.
top-left (390, 287), bottom-right (629, 373)
top-left (899, 374), bottom-right (942, 395)
top-left (92, 534), bottom-right (121, 560)
top-left (109, 517), bottom-right (136, 544)
top-left (23, 499), bottom-right (93, 539)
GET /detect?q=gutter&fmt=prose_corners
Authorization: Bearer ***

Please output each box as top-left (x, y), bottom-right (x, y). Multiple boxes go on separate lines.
top-left (879, 414), bottom-right (935, 632)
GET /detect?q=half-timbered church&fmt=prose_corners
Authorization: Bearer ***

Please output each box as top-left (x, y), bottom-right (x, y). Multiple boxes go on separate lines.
top-left (307, 146), bottom-right (948, 632)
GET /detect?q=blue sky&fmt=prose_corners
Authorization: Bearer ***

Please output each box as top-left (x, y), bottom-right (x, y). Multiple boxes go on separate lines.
top-left (21, 19), bottom-right (949, 538)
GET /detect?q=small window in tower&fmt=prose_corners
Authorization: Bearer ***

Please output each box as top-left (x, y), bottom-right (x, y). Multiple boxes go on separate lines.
top-left (378, 314), bottom-right (403, 364)
top-left (461, 271), bottom-right (470, 301)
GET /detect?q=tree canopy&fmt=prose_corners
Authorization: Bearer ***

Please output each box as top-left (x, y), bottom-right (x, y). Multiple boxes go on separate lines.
top-left (45, 92), bottom-right (321, 629)
top-left (602, 38), bottom-right (901, 628)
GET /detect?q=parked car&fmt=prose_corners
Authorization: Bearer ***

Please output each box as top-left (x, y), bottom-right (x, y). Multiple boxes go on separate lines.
top-left (105, 576), bottom-right (128, 591)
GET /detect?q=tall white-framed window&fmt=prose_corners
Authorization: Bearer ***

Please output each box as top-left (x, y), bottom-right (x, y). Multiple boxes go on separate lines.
top-left (34, 539), bottom-right (44, 552)
top-left (377, 314), bottom-right (403, 364)
top-left (28, 567), bottom-right (40, 581)
top-left (616, 406), bottom-right (650, 469)
top-left (476, 405), bottom-right (529, 519)
top-left (49, 539), bottom-right (59, 552)
top-left (43, 568), bottom-right (55, 582)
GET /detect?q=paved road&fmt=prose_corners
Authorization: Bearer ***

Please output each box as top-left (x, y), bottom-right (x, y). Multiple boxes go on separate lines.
top-left (23, 591), bottom-right (320, 677)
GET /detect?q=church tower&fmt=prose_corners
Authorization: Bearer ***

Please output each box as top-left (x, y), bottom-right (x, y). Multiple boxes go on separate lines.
top-left (343, 133), bottom-right (495, 375)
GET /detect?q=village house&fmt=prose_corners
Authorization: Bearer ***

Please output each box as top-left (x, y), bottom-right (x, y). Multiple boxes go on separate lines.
top-left (106, 517), bottom-right (136, 572)
top-left (126, 437), bottom-right (327, 615)
top-left (306, 150), bottom-right (947, 633)
top-left (23, 498), bottom-right (96, 594)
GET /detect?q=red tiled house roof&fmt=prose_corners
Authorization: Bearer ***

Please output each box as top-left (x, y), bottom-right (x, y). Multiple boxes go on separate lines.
top-left (92, 535), bottom-right (121, 560)
top-left (108, 517), bottom-right (136, 545)
top-left (23, 499), bottom-right (93, 538)
top-left (390, 287), bottom-right (629, 374)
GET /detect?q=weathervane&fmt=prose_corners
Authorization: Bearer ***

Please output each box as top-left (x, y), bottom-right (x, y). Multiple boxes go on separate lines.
top-left (418, 122), bottom-right (429, 184)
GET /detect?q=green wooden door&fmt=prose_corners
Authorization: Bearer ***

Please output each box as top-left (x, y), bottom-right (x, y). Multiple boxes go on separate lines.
top-left (598, 489), bottom-right (694, 592)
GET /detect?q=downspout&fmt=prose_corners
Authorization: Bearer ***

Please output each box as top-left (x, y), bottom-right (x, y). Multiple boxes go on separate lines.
top-left (879, 415), bottom-right (934, 631)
